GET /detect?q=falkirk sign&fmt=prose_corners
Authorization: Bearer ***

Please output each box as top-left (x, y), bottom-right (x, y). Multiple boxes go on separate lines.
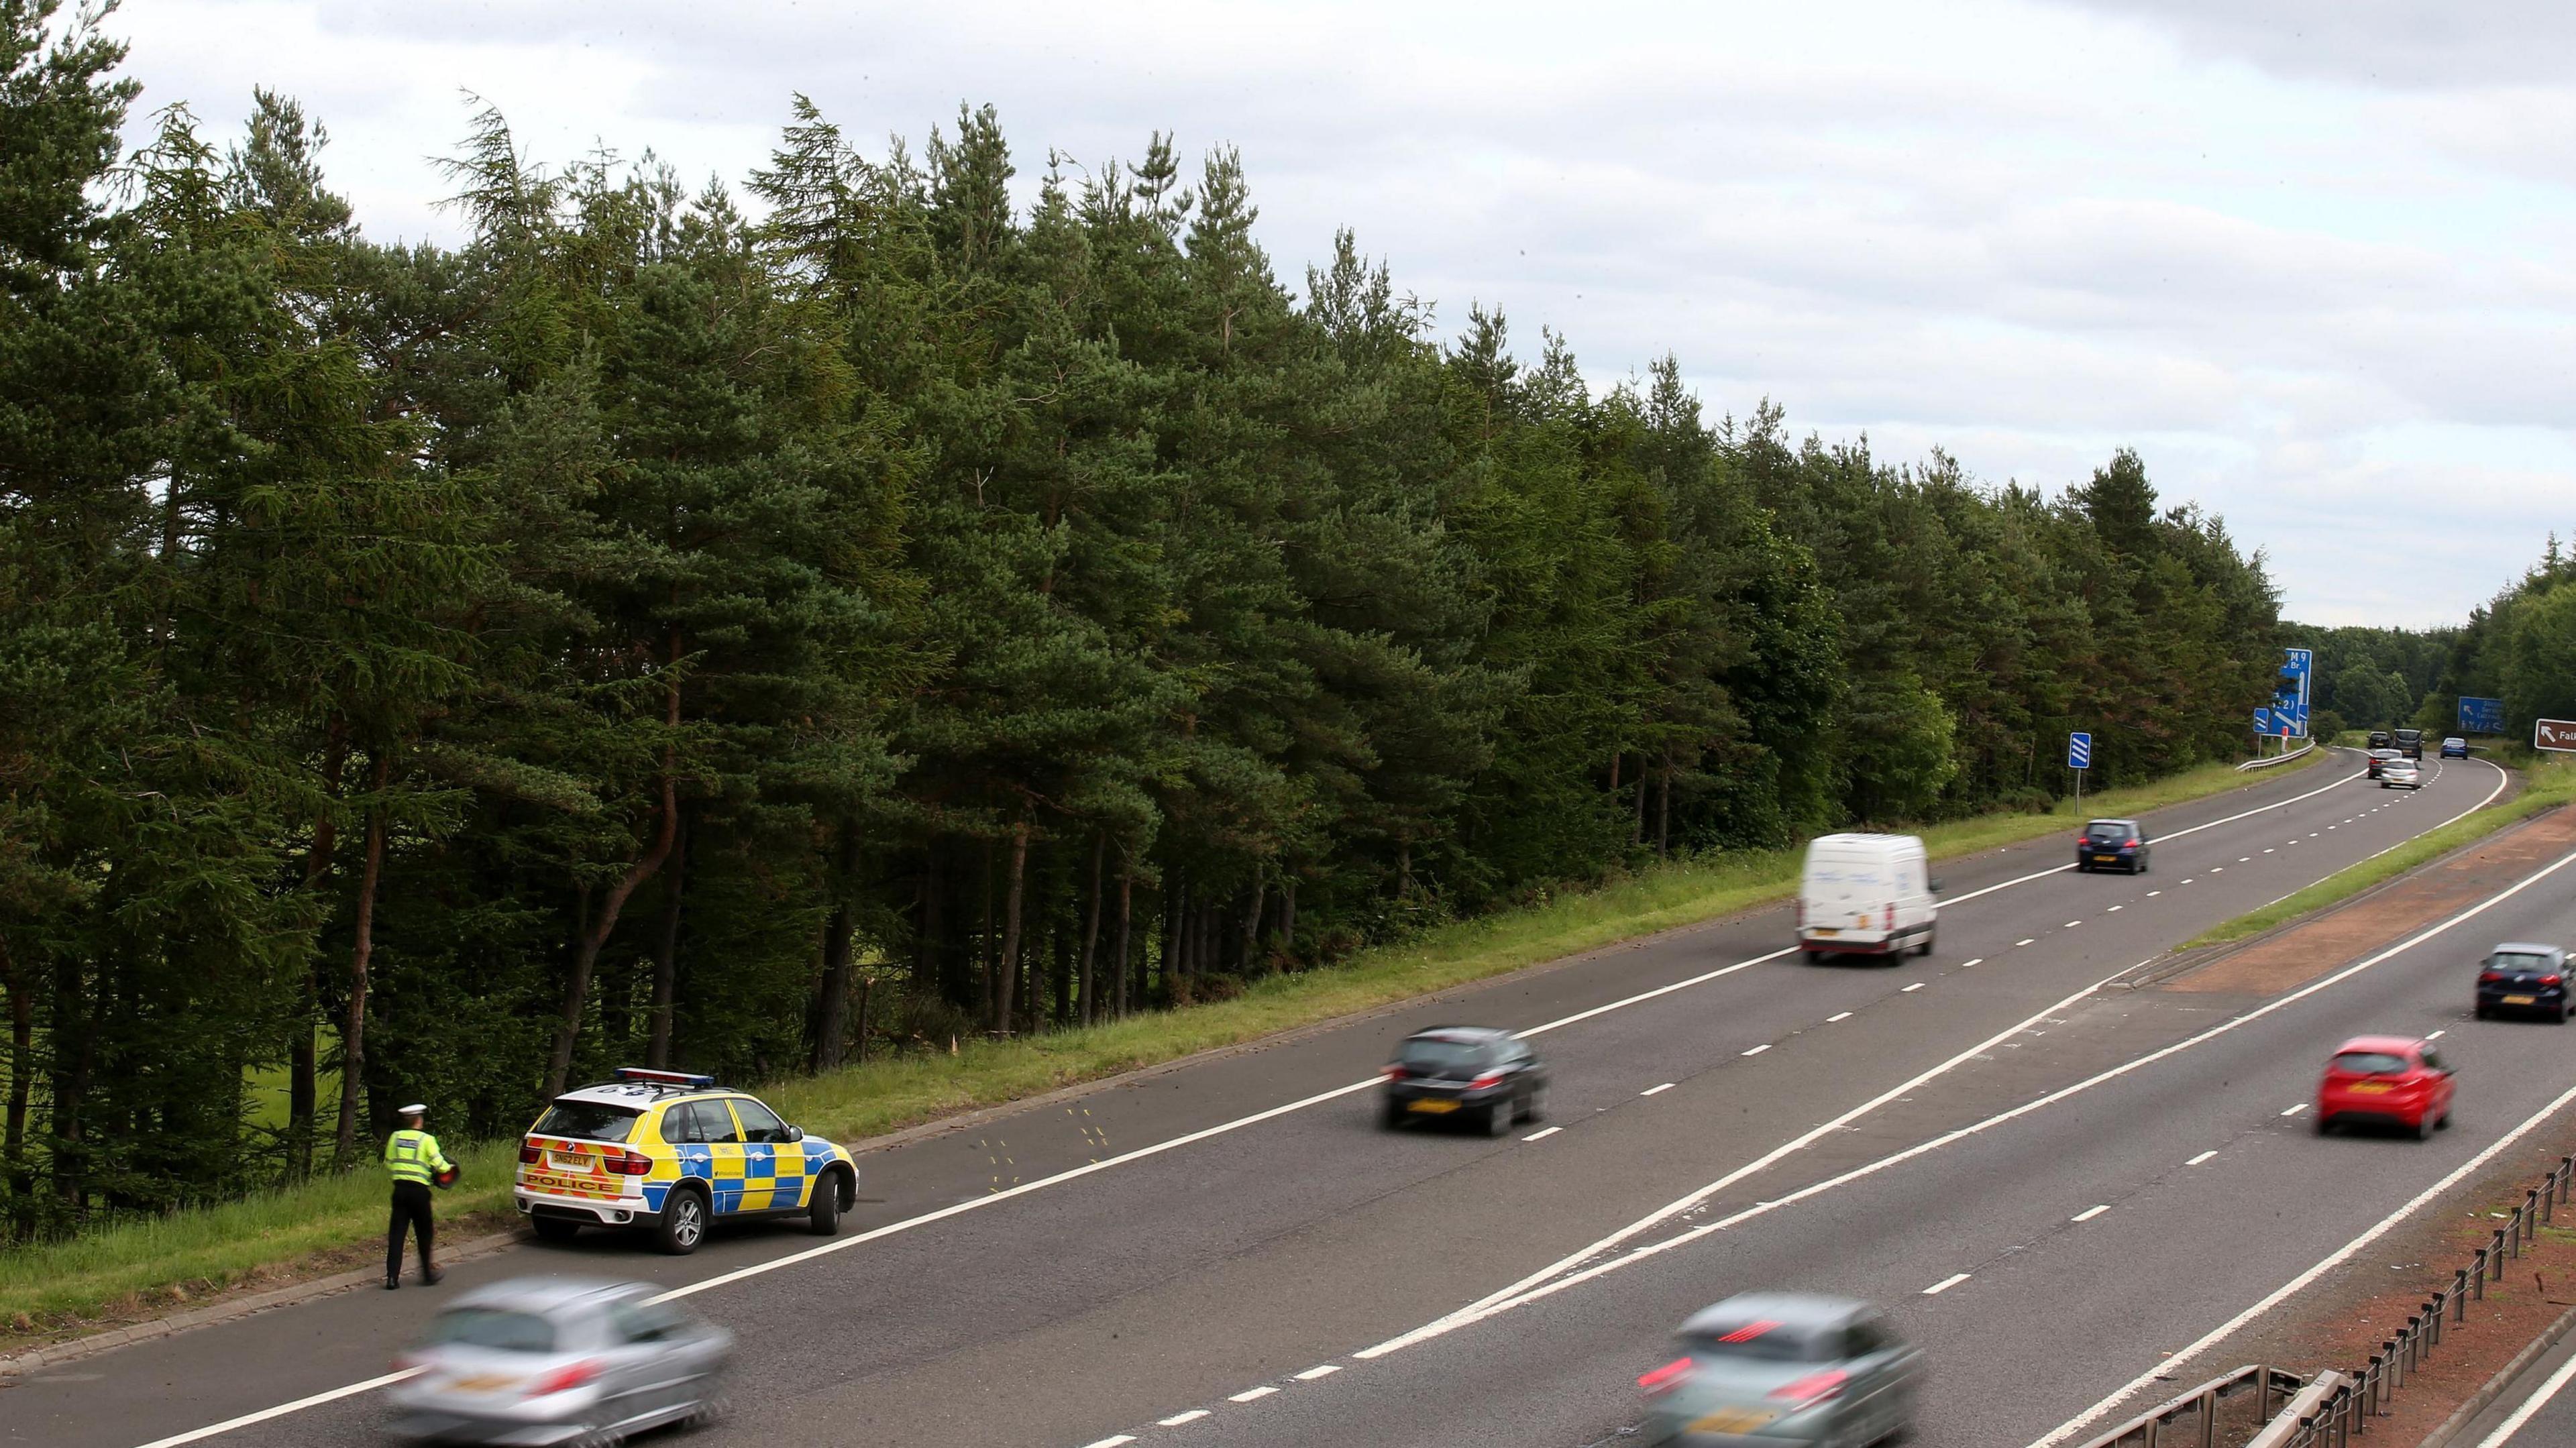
top-left (2538, 718), bottom-right (2576, 754)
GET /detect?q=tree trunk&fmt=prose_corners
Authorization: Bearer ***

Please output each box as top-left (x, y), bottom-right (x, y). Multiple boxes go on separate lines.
top-left (1077, 832), bottom-right (1104, 1027)
top-left (977, 838), bottom-right (996, 1021)
top-left (287, 719), bottom-right (347, 1182)
top-left (331, 750), bottom-right (392, 1168)
top-left (51, 954), bottom-right (94, 1206)
top-left (1050, 914), bottom-right (1071, 1027)
top-left (989, 804), bottom-right (1032, 1035)
top-left (1113, 860), bottom-right (1134, 1018)
top-left (1633, 753), bottom-right (1647, 844)
top-left (854, 972), bottom-right (873, 1066)
top-left (1, 934), bottom-right (33, 1221)
top-left (542, 655), bottom-right (684, 1101)
top-left (812, 824), bottom-right (857, 1072)
top-left (914, 847), bottom-right (938, 993)
top-left (1280, 877), bottom-right (1297, 958)
top-left (645, 811), bottom-right (689, 1068)
top-left (1239, 873), bottom-right (1267, 975)
top-left (1657, 748), bottom-right (1673, 859)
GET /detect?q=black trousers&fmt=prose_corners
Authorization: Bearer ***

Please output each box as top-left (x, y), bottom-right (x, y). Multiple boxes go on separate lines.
top-left (387, 1181), bottom-right (435, 1280)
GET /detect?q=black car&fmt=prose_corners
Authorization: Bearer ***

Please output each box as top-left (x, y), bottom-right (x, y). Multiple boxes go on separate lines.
top-left (2367, 730), bottom-right (2392, 750)
top-left (2477, 943), bottom-right (2571, 1022)
top-left (2394, 728), bottom-right (2424, 759)
top-left (1381, 1027), bottom-right (1547, 1135)
top-left (2365, 748), bottom-right (2402, 779)
top-left (2075, 818), bottom-right (2150, 874)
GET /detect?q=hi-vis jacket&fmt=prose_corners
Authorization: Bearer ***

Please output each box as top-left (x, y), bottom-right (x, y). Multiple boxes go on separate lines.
top-left (385, 1127), bottom-right (453, 1188)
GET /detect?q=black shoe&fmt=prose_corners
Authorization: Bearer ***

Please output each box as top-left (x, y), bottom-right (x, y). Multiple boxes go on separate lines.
top-left (384, 1276), bottom-right (400, 1290)
top-left (423, 1268), bottom-right (444, 1286)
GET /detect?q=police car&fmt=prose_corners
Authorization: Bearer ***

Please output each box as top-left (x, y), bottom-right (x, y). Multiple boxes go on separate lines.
top-left (514, 1068), bottom-right (858, 1256)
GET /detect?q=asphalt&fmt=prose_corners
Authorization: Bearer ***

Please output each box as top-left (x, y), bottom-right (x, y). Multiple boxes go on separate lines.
top-left (0, 750), bottom-right (2536, 1448)
top-left (2453, 1317), bottom-right (2576, 1446)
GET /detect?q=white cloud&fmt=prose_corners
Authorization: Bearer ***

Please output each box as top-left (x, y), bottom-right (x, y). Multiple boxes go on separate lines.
top-left (99, 0), bottom-right (2576, 627)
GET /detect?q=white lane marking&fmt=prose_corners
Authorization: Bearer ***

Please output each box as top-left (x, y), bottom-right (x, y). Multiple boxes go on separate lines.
top-left (1901, 983), bottom-right (1925, 993)
top-left (2029, 1069), bottom-right (2576, 1447)
top-left (2427, 1029), bottom-right (2446, 1040)
top-left (2108, 905), bottom-right (2123, 911)
top-left (2239, 856), bottom-right (2251, 862)
top-left (1641, 1082), bottom-right (1674, 1096)
top-left (2072, 1205), bottom-right (2110, 1223)
top-left (1229, 1386), bottom-right (1279, 1403)
top-left (2016, 938), bottom-right (2037, 947)
top-left (2182, 878), bottom-right (2196, 884)
top-left (1366, 840), bottom-right (2576, 1368)
top-left (2212, 867), bottom-right (2225, 873)
top-left (1827, 1011), bottom-right (1854, 1022)
top-left (1159, 1409), bottom-right (1211, 1426)
top-left (2280, 1103), bottom-right (2306, 1117)
top-left (1742, 1044), bottom-right (1772, 1056)
top-left (1293, 1365), bottom-right (1342, 1381)
top-left (2264, 848), bottom-right (2275, 854)
top-left (2065, 920), bottom-right (2083, 928)
top-left (1083, 1437), bottom-right (1138, 1448)
top-left (1522, 1126), bottom-right (1562, 1141)
top-left (127, 1372), bottom-right (421, 1448)
top-left (2472, 1346), bottom-right (2576, 1447)
top-left (1357, 970), bottom-right (2136, 1359)
top-left (2147, 890), bottom-right (2161, 897)
top-left (131, 758), bottom-right (2389, 1446)
top-left (1960, 958), bottom-right (1984, 967)
top-left (1923, 1273), bottom-right (1972, 1296)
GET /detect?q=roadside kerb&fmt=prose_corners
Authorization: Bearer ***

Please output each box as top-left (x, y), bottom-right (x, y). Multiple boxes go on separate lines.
top-left (2414, 1301), bottom-right (2576, 1448)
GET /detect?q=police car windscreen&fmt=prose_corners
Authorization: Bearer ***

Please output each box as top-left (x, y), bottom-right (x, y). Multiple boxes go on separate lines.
top-left (532, 1101), bottom-right (641, 1143)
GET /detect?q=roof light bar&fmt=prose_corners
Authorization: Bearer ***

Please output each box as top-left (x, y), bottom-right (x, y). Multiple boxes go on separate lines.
top-left (612, 1067), bottom-right (715, 1088)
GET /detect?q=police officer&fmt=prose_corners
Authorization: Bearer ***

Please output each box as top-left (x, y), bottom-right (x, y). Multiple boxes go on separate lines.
top-left (384, 1103), bottom-right (452, 1289)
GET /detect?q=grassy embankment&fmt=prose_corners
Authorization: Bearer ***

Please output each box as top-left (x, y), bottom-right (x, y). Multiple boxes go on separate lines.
top-left (0, 752), bottom-right (2314, 1341)
top-left (2185, 753), bottom-right (2575, 950)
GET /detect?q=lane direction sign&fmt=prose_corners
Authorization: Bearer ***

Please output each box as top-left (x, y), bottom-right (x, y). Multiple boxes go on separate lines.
top-left (2068, 732), bottom-right (2092, 770)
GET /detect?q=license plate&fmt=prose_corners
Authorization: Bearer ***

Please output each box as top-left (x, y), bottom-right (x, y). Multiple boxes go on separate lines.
top-left (1407, 1099), bottom-right (1459, 1115)
top-left (1809, 928), bottom-right (1839, 937)
top-left (2348, 1082), bottom-right (2391, 1094)
top-left (448, 1374), bottom-right (517, 1392)
top-left (547, 1150), bottom-right (592, 1172)
top-left (2506, 995), bottom-right (2538, 1006)
top-left (2094, 854), bottom-right (2118, 864)
top-left (1690, 1408), bottom-right (1780, 1432)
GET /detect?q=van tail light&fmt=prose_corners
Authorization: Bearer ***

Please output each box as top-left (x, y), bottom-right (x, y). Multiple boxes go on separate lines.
top-left (1884, 903), bottom-right (1894, 932)
top-left (519, 1143), bottom-right (543, 1165)
top-left (527, 1359), bottom-right (601, 1396)
top-left (1768, 1368), bottom-right (1847, 1406)
top-left (607, 1150), bottom-right (652, 1175)
top-left (1638, 1357), bottom-right (1693, 1394)
top-left (1469, 1072), bottom-right (1505, 1091)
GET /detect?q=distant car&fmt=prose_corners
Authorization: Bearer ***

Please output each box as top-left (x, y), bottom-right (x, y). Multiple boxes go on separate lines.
top-left (2476, 943), bottom-right (2571, 1022)
top-left (2074, 818), bottom-right (2150, 875)
top-left (386, 1277), bottom-right (731, 1445)
top-left (1640, 1292), bottom-right (1922, 1445)
top-left (2365, 748), bottom-right (2402, 779)
top-left (2315, 1036), bottom-right (2453, 1139)
top-left (2367, 730), bottom-right (2392, 750)
top-left (2394, 728), bottom-right (2424, 759)
top-left (514, 1067), bottom-right (858, 1256)
top-left (2379, 759), bottom-right (2422, 790)
top-left (2442, 737), bottom-right (2469, 759)
top-left (1381, 1027), bottom-right (1547, 1135)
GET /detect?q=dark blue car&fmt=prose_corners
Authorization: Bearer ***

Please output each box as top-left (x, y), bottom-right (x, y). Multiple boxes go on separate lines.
top-left (2477, 944), bottom-right (2571, 1022)
top-left (2442, 737), bottom-right (2469, 759)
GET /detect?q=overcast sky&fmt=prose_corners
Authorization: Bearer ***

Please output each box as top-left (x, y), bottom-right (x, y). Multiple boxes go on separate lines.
top-left (102, 0), bottom-right (2576, 628)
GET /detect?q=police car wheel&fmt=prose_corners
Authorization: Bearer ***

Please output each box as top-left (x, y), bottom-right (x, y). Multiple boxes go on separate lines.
top-left (808, 1172), bottom-right (843, 1237)
top-left (531, 1216), bottom-right (582, 1243)
top-left (656, 1188), bottom-right (708, 1256)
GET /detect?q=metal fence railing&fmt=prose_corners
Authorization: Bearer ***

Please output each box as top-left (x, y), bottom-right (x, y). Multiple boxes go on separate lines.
top-left (2263, 1152), bottom-right (2576, 1447)
top-left (2077, 1364), bottom-right (2312, 1448)
top-left (2237, 742), bottom-right (2318, 773)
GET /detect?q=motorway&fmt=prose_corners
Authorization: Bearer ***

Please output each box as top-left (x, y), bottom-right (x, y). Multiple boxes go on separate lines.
top-left (7, 748), bottom-right (2565, 1448)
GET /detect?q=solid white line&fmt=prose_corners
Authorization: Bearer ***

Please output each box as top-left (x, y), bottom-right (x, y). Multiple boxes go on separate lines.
top-left (129, 1372), bottom-right (420, 1448)
top-left (1522, 1126), bottom-right (1561, 1141)
top-left (2280, 1103), bottom-right (2306, 1117)
top-left (2029, 1070), bottom-right (2576, 1447)
top-left (2471, 1347), bottom-right (2576, 1447)
top-left (1901, 983), bottom-right (1925, 993)
top-left (1641, 1082), bottom-right (1674, 1096)
top-left (1229, 1386), bottom-right (1279, 1403)
top-left (1923, 1272), bottom-right (1972, 1296)
top-left (2072, 1205), bottom-right (2110, 1223)
top-left (1827, 1011), bottom-right (1854, 1022)
top-left (1159, 1408), bottom-right (1211, 1425)
top-left (1742, 1044), bottom-right (1772, 1056)
top-left (1293, 1365), bottom-right (1342, 1381)
top-left (1361, 840), bottom-right (2576, 1368)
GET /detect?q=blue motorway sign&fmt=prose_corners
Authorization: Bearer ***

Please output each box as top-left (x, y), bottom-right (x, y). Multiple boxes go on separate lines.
top-left (2068, 731), bottom-right (2092, 770)
top-left (2252, 707), bottom-right (2273, 734)
top-left (2269, 648), bottom-right (2313, 740)
top-left (2459, 696), bottom-right (2506, 734)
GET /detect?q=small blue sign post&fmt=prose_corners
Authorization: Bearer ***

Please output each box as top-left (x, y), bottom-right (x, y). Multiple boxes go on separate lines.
top-left (2459, 696), bottom-right (2506, 735)
top-left (2068, 731), bottom-right (2092, 811)
top-left (2252, 707), bottom-right (2272, 736)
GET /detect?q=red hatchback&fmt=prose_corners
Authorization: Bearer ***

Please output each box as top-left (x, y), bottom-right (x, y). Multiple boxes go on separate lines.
top-left (2316, 1036), bottom-right (2453, 1139)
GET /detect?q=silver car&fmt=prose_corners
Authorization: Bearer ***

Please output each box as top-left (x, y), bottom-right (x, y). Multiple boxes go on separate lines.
top-left (387, 1278), bottom-right (731, 1445)
top-left (1642, 1292), bottom-right (1921, 1446)
top-left (2381, 758), bottom-right (2423, 789)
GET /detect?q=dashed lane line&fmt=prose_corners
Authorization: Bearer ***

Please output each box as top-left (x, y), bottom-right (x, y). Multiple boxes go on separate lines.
top-left (1923, 1273), bottom-right (1972, 1296)
top-left (2072, 1205), bottom-right (2110, 1223)
top-left (1521, 1127), bottom-right (1562, 1141)
top-left (2186, 1150), bottom-right (2218, 1166)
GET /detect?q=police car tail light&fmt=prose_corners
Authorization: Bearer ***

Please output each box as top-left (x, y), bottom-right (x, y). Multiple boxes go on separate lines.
top-left (518, 1143), bottom-right (542, 1165)
top-left (607, 1150), bottom-right (652, 1175)
top-left (527, 1359), bottom-right (601, 1396)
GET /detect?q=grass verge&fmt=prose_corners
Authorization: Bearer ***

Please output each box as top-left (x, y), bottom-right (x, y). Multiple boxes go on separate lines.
top-left (0, 751), bottom-right (2312, 1344)
top-left (2184, 757), bottom-right (2576, 950)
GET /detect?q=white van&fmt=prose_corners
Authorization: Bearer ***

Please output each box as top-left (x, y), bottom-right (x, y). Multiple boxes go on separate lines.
top-left (1798, 833), bottom-right (1937, 962)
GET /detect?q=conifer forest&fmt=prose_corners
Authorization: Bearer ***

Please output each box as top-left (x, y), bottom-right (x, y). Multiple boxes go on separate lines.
top-left (0, 5), bottom-right (2284, 1236)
